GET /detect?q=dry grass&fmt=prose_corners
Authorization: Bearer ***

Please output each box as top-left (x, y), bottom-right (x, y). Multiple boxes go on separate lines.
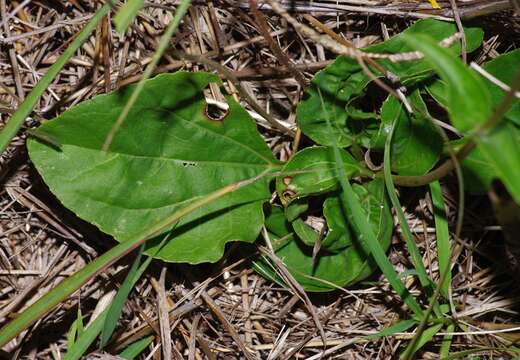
top-left (0, 1), bottom-right (519, 359)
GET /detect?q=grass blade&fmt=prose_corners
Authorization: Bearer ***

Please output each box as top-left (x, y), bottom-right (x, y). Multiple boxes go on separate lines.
top-left (382, 96), bottom-right (434, 295)
top-left (103, 0), bottom-right (191, 150)
top-left (0, 2), bottom-right (112, 154)
top-left (401, 323), bottom-right (443, 359)
top-left (430, 181), bottom-right (451, 298)
top-left (63, 310), bottom-right (108, 360)
top-left (440, 323), bottom-right (455, 358)
top-left (368, 319), bottom-right (418, 339)
top-left (333, 145), bottom-right (423, 318)
top-left (113, 0), bottom-right (145, 34)
top-left (316, 87), bottom-right (423, 318)
top-left (66, 234), bottom-right (170, 359)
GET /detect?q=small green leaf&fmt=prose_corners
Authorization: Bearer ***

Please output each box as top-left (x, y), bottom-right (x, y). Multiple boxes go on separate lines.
top-left (402, 33), bottom-right (491, 133)
top-left (380, 91), bottom-right (443, 176)
top-left (428, 49), bottom-right (520, 126)
top-left (119, 336), bottom-right (154, 359)
top-left (476, 122), bottom-right (520, 204)
top-left (292, 218), bottom-right (320, 247)
top-left (114, 0), bottom-right (145, 34)
top-left (28, 72), bottom-right (279, 264)
top-left (321, 196), bottom-right (352, 252)
top-left (284, 198), bottom-right (309, 222)
top-left (276, 146), bottom-right (363, 204)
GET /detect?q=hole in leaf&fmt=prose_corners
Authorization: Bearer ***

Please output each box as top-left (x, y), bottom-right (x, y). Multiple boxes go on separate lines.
top-left (204, 102), bottom-right (229, 122)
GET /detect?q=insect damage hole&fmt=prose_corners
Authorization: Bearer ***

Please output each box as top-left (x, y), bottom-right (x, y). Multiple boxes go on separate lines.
top-left (204, 99), bottom-right (229, 122)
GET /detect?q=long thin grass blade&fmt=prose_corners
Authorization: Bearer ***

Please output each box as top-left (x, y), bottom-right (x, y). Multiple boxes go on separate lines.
top-left (430, 181), bottom-right (451, 298)
top-left (114, 0), bottom-right (145, 34)
top-left (333, 146), bottom-right (423, 318)
top-left (382, 98), bottom-right (433, 292)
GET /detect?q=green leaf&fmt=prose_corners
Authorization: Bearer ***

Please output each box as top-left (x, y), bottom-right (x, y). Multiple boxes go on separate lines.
top-left (400, 323), bottom-right (443, 359)
top-left (276, 146), bottom-right (364, 204)
top-left (321, 196), bottom-right (353, 252)
top-left (256, 179), bottom-right (392, 292)
top-left (292, 218), bottom-right (320, 247)
top-left (28, 72), bottom-right (279, 264)
top-left (297, 19), bottom-right (483, 147)
top-left (368, 319), bottom-right (418, 338)
top-left (402, 33), bottom-right (491, 133)
top-left (284, 198), bottom-right (309, 222)
top-left (119, 336), bottom-right (154, 359)
top-left (380, 91), bottom-right (443, 175)
top-left (114, 0), bottom-right (145, 34)
top-left (430, 181), bottom-right (451, 298)
top-left (476, 122), bottom-right (520, 204)
top-left (480, 49), bottom-right (520, 126)
top-left (100, 245), bottom-right (145, 347)
top-left (427, 49), bottom-right (520, 126)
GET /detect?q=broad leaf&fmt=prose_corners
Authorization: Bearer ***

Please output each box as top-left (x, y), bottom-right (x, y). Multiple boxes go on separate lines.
top-left (256, 179), bottom-right (392, 292)
top-left (297, 19), bottom-right (483, 147)
top-left (276, 146), bottom-right (363, 204)
top-left (380, 90), bottom-right (443, 175)
top-left (28, 72), bottom-right (279, 264)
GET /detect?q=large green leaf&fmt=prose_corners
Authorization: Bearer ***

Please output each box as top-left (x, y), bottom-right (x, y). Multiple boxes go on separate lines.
top-left (297, 19), bottom-right (483, 147)
top-left (380, 90), bottom-right (443, 176)
top-left (256, 179), bottom-right (392, 292)
top-left (276, 146), bottom-right (364, 204)
top-left (28, 72), bottom-right (279, 264)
